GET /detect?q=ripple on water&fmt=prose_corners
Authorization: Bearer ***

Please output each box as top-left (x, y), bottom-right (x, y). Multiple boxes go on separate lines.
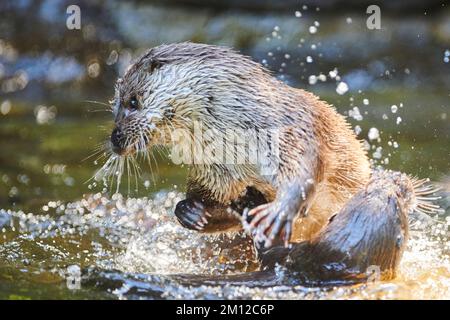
top-left (0, 190), bottom-right (449, 299)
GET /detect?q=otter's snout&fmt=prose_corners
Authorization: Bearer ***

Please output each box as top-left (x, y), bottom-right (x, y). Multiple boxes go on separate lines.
top-left (111, 127), bottom-right (126, 155)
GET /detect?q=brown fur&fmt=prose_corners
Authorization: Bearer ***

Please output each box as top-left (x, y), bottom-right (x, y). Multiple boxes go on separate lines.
top-left (110, 42), bottom-right (371, 243)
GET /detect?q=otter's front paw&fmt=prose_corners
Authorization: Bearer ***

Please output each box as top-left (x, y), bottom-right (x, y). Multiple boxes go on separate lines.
top-left (174, 199), bottom-right (212, 231)
top-left (243, 202), bottom-right (295, 248)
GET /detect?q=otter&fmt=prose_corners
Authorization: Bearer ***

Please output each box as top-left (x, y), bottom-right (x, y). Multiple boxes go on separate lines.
top-left (101, 42), bottom-right (441, 282)
top-left (107, 42), bottom-right (371, 247)
top-left (259, 170), bottom-right (421, 284)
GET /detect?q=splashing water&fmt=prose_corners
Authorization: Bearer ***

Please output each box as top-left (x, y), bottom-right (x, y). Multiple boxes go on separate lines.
top-left (0, 187), bottom-right (448, 299)
top-left (336, 81), bottom-right (349, 95)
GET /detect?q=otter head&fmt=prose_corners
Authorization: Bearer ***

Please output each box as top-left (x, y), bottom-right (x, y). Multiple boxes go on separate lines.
top-left (110, 52), bottom-right (172, 156)
top-left (368, 170), bottom-right (415, 212)
top-left (109, 42), bottom-right (269, 157)
top-left (368, 169), bottom-right (442, 216)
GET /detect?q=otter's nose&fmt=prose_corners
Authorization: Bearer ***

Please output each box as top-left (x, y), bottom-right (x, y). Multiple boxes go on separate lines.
top-left (111, 128), bottom-right (125, 155)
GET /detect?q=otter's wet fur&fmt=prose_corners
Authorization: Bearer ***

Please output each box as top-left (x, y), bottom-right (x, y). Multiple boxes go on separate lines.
top-left (103, 42), bottom-right (371, 246)
top-left (210, 171), bottom-right (437, 285)
top-left (260, 170), bottom-right (425, 284)
top-left (98, 43), bottom-right (441, 282)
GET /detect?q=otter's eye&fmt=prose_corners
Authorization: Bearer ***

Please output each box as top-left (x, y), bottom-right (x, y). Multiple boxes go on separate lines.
top-left (128, 96), bottom-right (139, 110)
top-left (164, 107), bottom-right (175, 120)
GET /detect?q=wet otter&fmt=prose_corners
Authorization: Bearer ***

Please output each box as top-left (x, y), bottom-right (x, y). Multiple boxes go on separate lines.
top-left (260, 170), bottom-right (421, 284)
top-left (100, 42), bottom-right (441, 283)
top-left (106, 42), bottom-right (370, 247)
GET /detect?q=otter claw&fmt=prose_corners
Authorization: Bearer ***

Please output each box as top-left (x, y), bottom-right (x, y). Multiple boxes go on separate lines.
top-left (246, 203), bottom-right (293, 248)
top-left (174, 199), bottom-right (210, 231)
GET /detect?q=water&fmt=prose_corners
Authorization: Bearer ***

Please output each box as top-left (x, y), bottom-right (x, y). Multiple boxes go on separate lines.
top-left (1, 190), bottom-right (449, 299)
top-left (0, 0), bottom-right (449, 299)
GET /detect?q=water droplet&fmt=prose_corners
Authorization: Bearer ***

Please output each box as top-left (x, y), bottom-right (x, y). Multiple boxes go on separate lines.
top-left (309, 26), bottom-right (317, 34)
top-left (329, 68), bottom-right (338, 78)
top-left (336, 82), bottom-right (349, 95)
top-left (373, 146), bottom-right (383, 159)
top-left (368, 127), bottom-right (379, 141)
top-left (308, 75), bottom-right (317, 85)
top-left (0, 100), bottom-right (11, 115)
top-left (87, 61), bottom-right (100, 78)
top-left (349, 107), bottom-right (363, 121)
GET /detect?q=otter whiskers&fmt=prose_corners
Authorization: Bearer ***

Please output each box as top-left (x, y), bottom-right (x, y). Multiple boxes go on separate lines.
top-left (93, 153), bottom-right (139, 194)
top-left (411, 177), bottom-right (443, 215)
top-left (91, 123), bottom-right (166, 195)
top-left (84, 100), bottom-right (114, 114)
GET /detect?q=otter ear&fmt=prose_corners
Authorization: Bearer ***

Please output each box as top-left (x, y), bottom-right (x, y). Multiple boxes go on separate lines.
top-left (145, 58), bottom-right (163, 73)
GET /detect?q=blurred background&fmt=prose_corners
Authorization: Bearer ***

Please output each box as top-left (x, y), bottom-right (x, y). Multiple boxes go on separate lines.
top-left (1, 0), bottom-right (449, 212)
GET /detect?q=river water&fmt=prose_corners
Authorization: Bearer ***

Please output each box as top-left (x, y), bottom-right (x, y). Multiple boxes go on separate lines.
top-left (0, 1), bottom-right (449, 299)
